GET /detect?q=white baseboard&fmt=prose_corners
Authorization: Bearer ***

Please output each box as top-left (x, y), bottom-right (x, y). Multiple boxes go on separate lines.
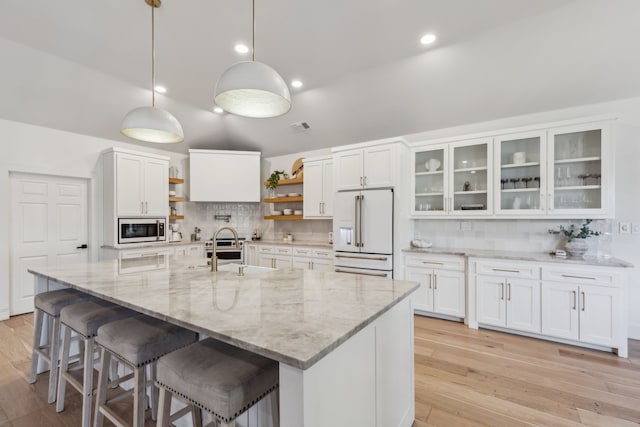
top-left (0, 308), bottom-right (9, 321)
top-left (628, 322), bottom-right (640, 340)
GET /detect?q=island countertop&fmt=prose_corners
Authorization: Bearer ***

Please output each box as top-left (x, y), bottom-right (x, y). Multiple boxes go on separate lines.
top-left (28, 257), bottom-right (418, 370)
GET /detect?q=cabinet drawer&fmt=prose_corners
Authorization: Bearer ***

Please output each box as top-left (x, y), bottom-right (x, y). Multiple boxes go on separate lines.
top-left (542, 266), bottom-right (615, 286)
top-left (404, 254), bottom-right (464, 271)
top-left (312, 248), bottom-right (333, 259)
top-left (259, 245), bottom-right (275, 254)
top-left (273, 246), bottom-right (293, 255)
top-left (474, 260), bottom-right (540, 279)
top-left (293, 247), bottom-right (313, 257)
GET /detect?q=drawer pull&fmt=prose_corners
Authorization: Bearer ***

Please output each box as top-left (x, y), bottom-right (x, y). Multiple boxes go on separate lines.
top-left (428, 273), bottom-right (432, 289)
top-left (561, 274), bottom-right (596, 280)
top-left (507, 283), bottom-right (511, 301)
top-left (492, 268), bottom-right (521, 273)
top-left (581, 292), bottom-right (586, 311)
top-left (422, 261), bottom-right (444, 266)
top-left (572, 290), bottom-right (577, 310)
top-left (500, 283), bottom-right (504, 300)
top-left (335, 254), bottom-right (388, 261)
top-left (335, 268), bottom-right (387, 278)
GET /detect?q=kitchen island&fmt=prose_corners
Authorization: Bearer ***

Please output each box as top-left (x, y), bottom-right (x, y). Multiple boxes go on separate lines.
top-left (29, 257), bottom-right (418, 427)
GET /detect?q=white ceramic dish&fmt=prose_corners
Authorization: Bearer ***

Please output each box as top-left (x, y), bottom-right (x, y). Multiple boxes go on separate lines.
top-left (169, 190), bottom-right (176, 196)
top-left (283, 209), bottom-right (293, 215)
top-left (294, 210), bottom-right (303, 215)
top-left (288, 193), bottom-right (301, 197)
top-left (270, 211), bottom-right (283, 216)
top-left (276, 194), bottom-right (286, 198)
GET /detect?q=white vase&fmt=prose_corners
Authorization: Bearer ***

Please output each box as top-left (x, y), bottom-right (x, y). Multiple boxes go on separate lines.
top-left (565, 239), bottom-right (588, 258)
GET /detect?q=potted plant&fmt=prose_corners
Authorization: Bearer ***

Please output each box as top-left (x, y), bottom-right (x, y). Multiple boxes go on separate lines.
top-left (548, 219), bottom-right (601, 258)
top-left (265, 170), bottom-right (288, 196)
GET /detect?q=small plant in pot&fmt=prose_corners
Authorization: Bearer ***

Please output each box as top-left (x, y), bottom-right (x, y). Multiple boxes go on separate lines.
top-left (548, 219), bottom-right (601, 258)
top-left (265, 170), bottom-right (289, 196)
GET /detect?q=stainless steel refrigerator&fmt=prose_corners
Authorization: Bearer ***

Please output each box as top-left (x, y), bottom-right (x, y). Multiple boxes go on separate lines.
top-left (333, 188), bottom-right (394, 277)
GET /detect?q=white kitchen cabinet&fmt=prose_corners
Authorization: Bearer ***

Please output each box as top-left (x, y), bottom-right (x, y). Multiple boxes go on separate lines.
top-left (333, 141), bottom-right (399, 191)
top-left (303, 157), bottom-right (334, 218)
top-left (292, 246), bottom-right (334, 271)
top-left (404, 253), bottom-right (465, 318)
top-left (258, 245), bottom-right (293, 269)
top-left (411, 138), bottom-right (492, 217)
top-left (245, 243), bottom-right (258, 266)
top-left (175, 244), bottom-right (203, 258)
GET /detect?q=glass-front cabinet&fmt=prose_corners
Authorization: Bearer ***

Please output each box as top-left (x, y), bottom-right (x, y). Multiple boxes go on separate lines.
top-left (547, 123), bottom-right (609, 216)
top-left (494, 130), bottom-right (547, 215)
top-left (412, 138), bottom-right (492, 216)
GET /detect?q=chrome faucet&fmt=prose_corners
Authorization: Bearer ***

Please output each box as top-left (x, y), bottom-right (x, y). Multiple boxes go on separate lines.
top-left (211, 226), bottom-right (239, 272)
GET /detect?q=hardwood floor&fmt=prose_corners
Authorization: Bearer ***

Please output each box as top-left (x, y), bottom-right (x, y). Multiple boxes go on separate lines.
top-left (0, 313), bottom-right (639, 426)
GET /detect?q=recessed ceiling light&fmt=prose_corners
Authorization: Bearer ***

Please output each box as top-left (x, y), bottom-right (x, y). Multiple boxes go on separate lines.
top-left (213, 107), bottom-right (224, 114)
top-left (154, 85), bottom-right (167, 93)
top-left (420, 34), bottom-right (437, 45)
top-left (291, 80), bottom-right (303, 88)
top-left (234, 44), bottom-right (249, 54)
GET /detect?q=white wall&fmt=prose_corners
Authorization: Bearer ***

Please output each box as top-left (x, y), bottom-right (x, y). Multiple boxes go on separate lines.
top-left (404, 97), bottom-right (640, 339)
top-left (0, 118), bottom-right (184, 320)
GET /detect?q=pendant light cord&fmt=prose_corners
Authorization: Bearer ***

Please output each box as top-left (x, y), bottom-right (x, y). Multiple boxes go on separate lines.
top-left (252, 0), bottom-right (255, 62)
top-left (151, 2), bottom-right (156, 107)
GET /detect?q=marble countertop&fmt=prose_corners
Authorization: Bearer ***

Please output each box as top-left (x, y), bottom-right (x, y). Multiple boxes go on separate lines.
top-left (403, 247), bottom-right (633, 268)
top-left (28, 257), bottom-right (417, 370)
top-left (247, 239), bottom-right (333, 248)
top-left (102, 241), bottom-right (204, 250)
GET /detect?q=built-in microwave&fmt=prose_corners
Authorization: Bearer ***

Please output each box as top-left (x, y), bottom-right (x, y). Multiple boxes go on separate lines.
top-left (118, 218), bottom-right (166, 244)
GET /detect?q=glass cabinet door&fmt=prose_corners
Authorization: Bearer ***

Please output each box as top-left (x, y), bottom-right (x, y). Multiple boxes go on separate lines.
top-left (412, 145), bottom-right (448, 215)
top-left (548, 123), bottom-right (609, 214)
top-left (450, 139), bottom-right (492, 215)
top-left (495, 131), bottom-right (546, 215)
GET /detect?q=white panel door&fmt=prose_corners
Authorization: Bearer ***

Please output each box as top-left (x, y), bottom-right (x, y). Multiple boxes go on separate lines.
top-left (359, 189), bottom-right (393, 254)
top-left (476, 276), bottom-right (506, 327)
top-left (541, 282), bottom-right (579, 340)
top-left (115, 153), bottom-right (144, 217)
top-left (322, 160), bottom-right (334, 217)
top-left (334, 150), bottom-right (364, 191)
top-left (505, 278), bottom-right (541, 333)
top-left (363, 144), bottom-right (395, 188)
top-left (332, 191), bottom-right (358, 252)
top-left (579, 284), bottom-right (619, 347)
top-left (293, 257), bottom-right (312, 270)
top-left (303, 160), bottom-right (324, 217)
top-left (404, 269), bottom-right (433, 312)
top-left (311, 258), bottom-right (333, 272)
top-left (143, 158), bottom-right (168, 216)
top-left (433, 270), bottom-right (465, 317)
top-left (10, 173), bottom-right (88, 315)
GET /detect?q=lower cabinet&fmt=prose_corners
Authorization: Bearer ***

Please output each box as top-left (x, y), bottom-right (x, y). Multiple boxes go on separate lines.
top-left (476, 276), bottom-right (541, 333)
top-left (404, 253), bottom-right (465, 318)
top-left (174, 244), bottom-right (204, 258)
top-left (251, 244), bottom-right (334, 271)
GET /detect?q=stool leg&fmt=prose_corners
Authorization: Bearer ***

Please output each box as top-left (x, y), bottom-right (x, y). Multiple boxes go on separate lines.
top-left (109, 358), bottom-right (119, 387)
top-left (48, 315), bottom-right (62, 403)
top-left (271, 389), bottom-right (280, 427)
top-left (133, 366), bottom-right (146, 427)
top-left (81, 337), bottom-right (95, 427)
top-left (93, 348), bottom-right (111, 427)
top-left (56, 325), bottom-right (72, 412)
top-left (150, 362), bottom-right (159, 421)
top-left (192, 406), bottom-right (203, 427)
top-left (156, 386), bottom-right (172, 427)
top-left (29, 309), bottom-right (45, 384)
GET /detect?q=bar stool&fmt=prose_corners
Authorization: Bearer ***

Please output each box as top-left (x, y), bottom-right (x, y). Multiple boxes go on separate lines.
top-left (155, 338), bottom-right (279, 427)
top-left (29, 288), bottom-right (95, 404)
top-left (56, 300), bottom-right (139, 427)
top-left (94, 315), bottom-right (197, 427)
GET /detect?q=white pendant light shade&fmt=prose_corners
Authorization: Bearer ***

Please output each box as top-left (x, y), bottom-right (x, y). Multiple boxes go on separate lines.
top-left (215, 61), bottom-right (291, 118)
top-left (121, 106), bottom-right (184, 143)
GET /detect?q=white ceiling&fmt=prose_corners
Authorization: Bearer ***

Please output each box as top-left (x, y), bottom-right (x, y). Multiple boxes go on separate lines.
top-left (1, 0), bottom-right (640, 156)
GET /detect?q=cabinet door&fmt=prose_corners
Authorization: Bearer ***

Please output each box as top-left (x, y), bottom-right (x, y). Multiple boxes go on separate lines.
top-left (293, 257), bottom-right (312, 270)
top-left (541, 282), bottom-right (579, 341)
top-left (412, 144), bottom-right (448, 216)
top-left (258, 254), bottom-right (273, 268)
top-left (547, 122), bottom-right (610, 216)
top-left (245, 244), bottom-right (258, 266)
top-left (506, 278), bottom-right (541, 333)
top-left (363, 145), bottom-right (395, 188)
top-left (450, 138), bottom-right (492, 216)
top-left (174, 246), bottom-right (188, 257)
top-left (579, 284), bottom-right (619, 347)
top-left (322, 160), bottom-right (334, 217)
top-left (334, 150), bottom-right (364, 191)
top-left (187, 245), bottom-right (203, 258)
top-left (433, 270), bottom-right (465, 317)
top-left (303, 160), bottom-right (324, 218)
top-left (273, 255), bottom-right (292, 269)
top-left (405, 269), bottom-right (434, 312)
top-left (494, 130), bottom-right (547, 216)
top-left (116, 153), bottom-right (144, 216)
top-left (143, 158), bottom-right (169, 216)
top-left (476, 276), bottom-right (506, 327)
top-left (311, 258), bottom-right (333, 272)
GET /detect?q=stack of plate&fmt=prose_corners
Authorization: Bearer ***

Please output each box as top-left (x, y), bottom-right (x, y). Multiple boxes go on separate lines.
top-left (270, 210), bottom-right (283, 216)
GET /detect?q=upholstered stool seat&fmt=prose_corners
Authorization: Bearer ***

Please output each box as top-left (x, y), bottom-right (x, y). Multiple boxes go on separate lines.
top-left (56, 300), bottom-right (138, 427)
top-left (156, 338), bottom-right (279, 427)
top-left (94, 315), bottom-right (197, 427)
top-left (29, 288), bottom-right (95, 404)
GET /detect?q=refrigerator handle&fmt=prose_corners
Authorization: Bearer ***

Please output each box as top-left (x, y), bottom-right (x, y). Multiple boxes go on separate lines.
top-left (359, 194), bottom-right (364, 247)
top-left (354, 195), bottom-right (360, 247)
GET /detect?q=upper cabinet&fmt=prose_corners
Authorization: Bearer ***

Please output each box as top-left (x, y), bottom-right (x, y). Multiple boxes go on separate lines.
top-left (303, 156), bottom-right (333, 218)
top-left (412, 138), bottom-right (492, 217)
top-left (189, 149), bottom-right (261, 202)
top-left (410, 119), bottom-right (613, 219)
top-left (104, 149), bottom-right (169, 218)
top-left (333, 142), bottom-right (399, 190)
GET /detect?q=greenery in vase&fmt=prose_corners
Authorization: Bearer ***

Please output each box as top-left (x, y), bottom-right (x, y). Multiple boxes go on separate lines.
top-left (265, 170), bottom-right (289, 190)
top-left (548, 219), bottom-right (601, 242)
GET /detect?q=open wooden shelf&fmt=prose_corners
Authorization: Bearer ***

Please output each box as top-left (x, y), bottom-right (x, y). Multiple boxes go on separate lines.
top-left (169, 177), bottom-right (185, 184)
top-left (264, 196), bottom-right (303, 203)
top-left (169, 196), bottom-right (185, 202)
top-left (263, 215), bottom-right (304, 221)
top-left (169, 215), bottom-right (185, 220)
top-left (263, 176), bottom-right (303, 186)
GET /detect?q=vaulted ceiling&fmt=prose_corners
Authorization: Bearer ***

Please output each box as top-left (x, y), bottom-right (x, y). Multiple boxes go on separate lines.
top-left (1, 0), bottom-right (640, 156)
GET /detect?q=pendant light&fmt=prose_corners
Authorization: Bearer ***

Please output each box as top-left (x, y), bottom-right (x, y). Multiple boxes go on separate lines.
top-left (214, 0), bottom-right (291, 118)
top-left (121, 0), bottom-right (184, 143)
